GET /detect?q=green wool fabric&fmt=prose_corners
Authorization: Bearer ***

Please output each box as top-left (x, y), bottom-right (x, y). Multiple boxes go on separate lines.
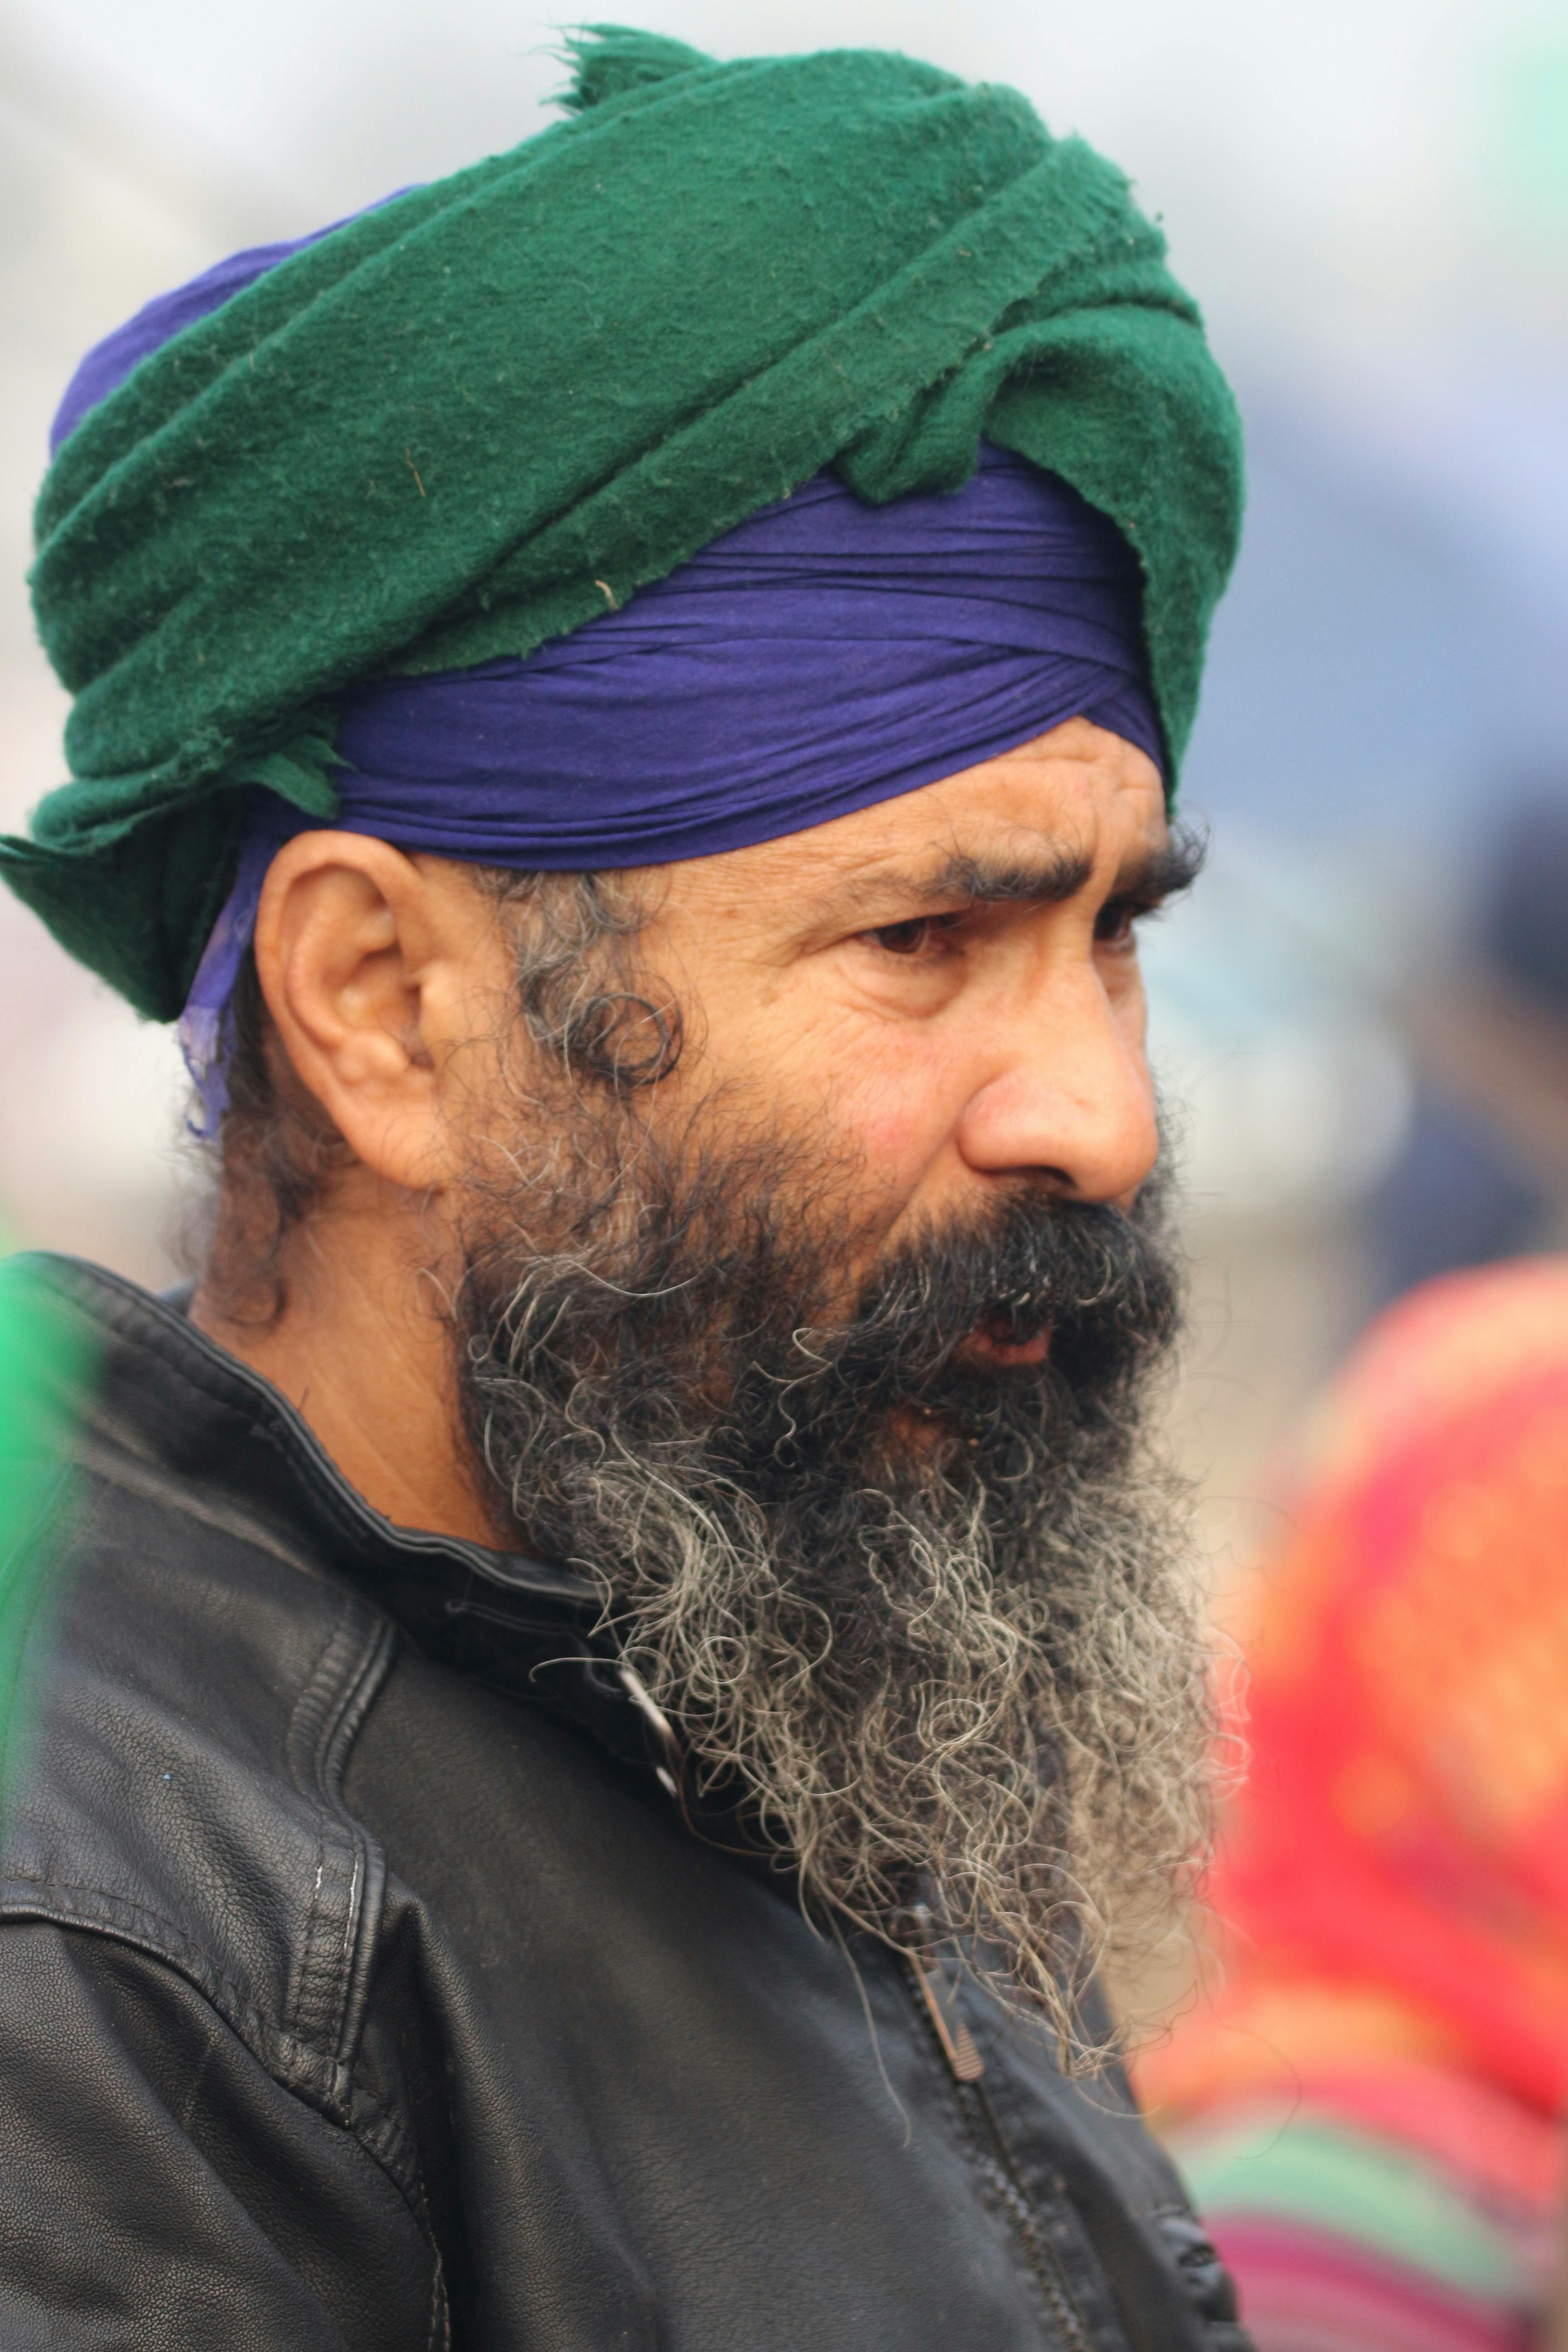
top-left (8, 25), bottom-right (1244, 1021)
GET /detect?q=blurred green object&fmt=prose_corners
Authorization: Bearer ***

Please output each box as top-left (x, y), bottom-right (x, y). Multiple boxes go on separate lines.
top-left (0, 1253), bottom-right (92, 1784)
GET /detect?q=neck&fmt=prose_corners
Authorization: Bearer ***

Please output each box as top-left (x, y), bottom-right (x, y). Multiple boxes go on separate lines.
top-left (191, 1186), bottom-right (506, 1548)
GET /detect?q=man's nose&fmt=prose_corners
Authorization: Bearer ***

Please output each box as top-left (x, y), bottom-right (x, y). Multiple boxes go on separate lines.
top-left (954, 978), bottom-right (1159, 1206)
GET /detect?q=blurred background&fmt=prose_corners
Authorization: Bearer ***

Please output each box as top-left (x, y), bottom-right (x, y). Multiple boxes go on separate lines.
top-left (4, 0), bottom-right (1568, 1571)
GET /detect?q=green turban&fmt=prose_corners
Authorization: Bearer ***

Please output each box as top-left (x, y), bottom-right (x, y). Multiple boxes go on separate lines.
top-left (7, 26), bottom-right (1244, 1021)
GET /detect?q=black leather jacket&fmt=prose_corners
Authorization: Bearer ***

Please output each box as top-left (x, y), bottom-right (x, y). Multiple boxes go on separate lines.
top-left (0, 1256), bottom-right (1249, 2352)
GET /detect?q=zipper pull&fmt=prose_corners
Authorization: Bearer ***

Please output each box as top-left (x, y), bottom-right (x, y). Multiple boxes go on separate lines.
top-left (912, 1959), bottom-right (986, 2083)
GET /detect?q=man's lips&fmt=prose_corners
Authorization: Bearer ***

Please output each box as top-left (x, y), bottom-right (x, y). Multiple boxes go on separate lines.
top-left (956, 1320), bottom-right (1053, 1369)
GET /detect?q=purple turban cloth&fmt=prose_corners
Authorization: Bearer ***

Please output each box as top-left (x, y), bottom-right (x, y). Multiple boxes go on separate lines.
top-left (48, 212), bottom-right (1165, 1132)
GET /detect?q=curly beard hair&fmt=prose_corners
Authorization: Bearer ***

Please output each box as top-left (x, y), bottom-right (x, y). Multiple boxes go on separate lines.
top-left (453, 1105), bottom-right (1212, 2062)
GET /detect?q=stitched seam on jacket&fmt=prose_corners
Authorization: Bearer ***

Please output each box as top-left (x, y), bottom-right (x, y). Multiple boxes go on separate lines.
top-left (318, 1619), bottom-right (397, 2068)
top-left (425, 2242), bottom-right (452, 2352)
top-left (282, 1597), bottom-right (396, 2075)
top-left (284, 1592), bottom-right (368, 2060)
top-left (25, 1272), bottom-right (393, 1583)
top-left (69, 1280), bottom-right (447, 1566)
top-left (42, 1260), bottom-right (593, 1601)
top-left (71, 1434), bottom-right (327, 1582)
top-left (0, 1876), bottom-right (344, 2104)
top-left (22, 1267), bottom-right (441, 2309)
top-left (0, 1902), bottom-right (455, 2323)
top-left (0, 1890), bottom-right (427, 2211)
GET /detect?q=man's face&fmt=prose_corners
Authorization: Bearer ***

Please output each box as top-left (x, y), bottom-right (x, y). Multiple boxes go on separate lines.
top-left (447, 717), bottom-right (1209, 2055)
top-left (614, 717), bottom-right (1178, 1326)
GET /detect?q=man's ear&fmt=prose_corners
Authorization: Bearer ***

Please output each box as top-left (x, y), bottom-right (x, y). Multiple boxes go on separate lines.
top-left (252, 833), bottom-right (508, 1195)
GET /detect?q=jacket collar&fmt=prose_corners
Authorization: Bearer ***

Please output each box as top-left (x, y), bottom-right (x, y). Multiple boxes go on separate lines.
top-left (21, 1251), bottom-right (676, 1782)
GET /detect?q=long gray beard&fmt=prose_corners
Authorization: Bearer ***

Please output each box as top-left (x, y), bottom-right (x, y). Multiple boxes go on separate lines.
top-left (454, 1126), bottom-right (1213, 2061)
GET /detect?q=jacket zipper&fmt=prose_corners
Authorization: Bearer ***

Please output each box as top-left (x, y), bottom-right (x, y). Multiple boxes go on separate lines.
top-left (905, 1956), bottom-right (1094, 2352)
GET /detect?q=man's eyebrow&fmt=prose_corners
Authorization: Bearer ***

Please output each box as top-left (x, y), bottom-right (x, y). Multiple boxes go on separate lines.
top-left (1109, 823), bottom-right (1208, 906)
top-left (829, 822), bottom-right (1207, 917)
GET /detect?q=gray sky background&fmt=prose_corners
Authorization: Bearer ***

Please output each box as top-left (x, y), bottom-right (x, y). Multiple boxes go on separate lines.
top-left (16, 0), bottom-right (1568, 363)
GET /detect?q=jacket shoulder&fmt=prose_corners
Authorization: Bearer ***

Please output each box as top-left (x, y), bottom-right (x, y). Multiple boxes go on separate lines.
top-left (1, 1399), bottom-right (395, 2127)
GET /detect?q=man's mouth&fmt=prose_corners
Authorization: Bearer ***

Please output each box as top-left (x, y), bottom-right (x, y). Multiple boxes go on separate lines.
top-left (956, 1315), bottom-right (1053, 1370)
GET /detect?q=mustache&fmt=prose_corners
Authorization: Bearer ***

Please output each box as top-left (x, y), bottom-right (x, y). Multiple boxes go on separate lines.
top-left (761, 1176), bottom-right (1181, 1435)
top-left (460, 1152), bottom-right (1182, 1501)
top-left (858, 1184), bottom-right (1172, 1356)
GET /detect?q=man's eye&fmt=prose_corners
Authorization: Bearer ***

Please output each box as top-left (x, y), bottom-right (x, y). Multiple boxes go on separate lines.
top-left (870, 917), bottom-right (935, 956)
top-left (864, 913), bottom-right (965, 959)
top-left (1095, 897), bottom-right (1144, 949)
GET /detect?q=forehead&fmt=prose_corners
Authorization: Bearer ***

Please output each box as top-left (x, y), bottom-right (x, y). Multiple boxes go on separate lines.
top-left (664, 721), bottom-right (1168, 916)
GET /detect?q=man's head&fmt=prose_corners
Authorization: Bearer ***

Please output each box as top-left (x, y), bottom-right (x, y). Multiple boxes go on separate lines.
top-left (198, 716), bottom-right (1212, 2052)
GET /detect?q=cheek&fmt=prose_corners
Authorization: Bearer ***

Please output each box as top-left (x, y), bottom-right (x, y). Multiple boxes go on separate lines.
top-left (821, 1029), bottom-right (964, 1191)
top-left (692, 979), bottom-right (966, 1209)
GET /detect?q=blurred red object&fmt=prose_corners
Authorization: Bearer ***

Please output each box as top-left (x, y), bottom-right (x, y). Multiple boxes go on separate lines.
top-left (1142, 1258), bottom-right (1568, 2348)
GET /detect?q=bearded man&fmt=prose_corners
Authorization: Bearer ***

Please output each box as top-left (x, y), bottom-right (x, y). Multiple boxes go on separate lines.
top-left (0, 29), bottom-right (1250, 2351)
